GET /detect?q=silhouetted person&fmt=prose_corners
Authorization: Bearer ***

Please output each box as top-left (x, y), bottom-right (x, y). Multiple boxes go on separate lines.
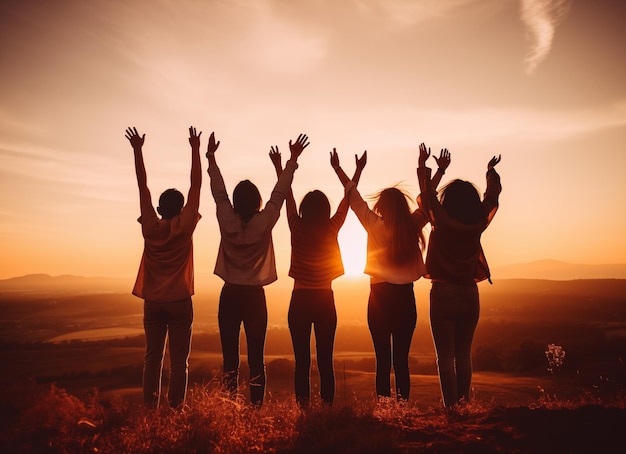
top-left (270, 145), bottom-right (366, 406)
top-left (126, 126), bottom-right (202, 409)
top-left (332, 149), bottom-right (447, 401)
top-left (417, 143), bottom-right (501, 408)
top-left (207, 133), bottom-right (307, 406)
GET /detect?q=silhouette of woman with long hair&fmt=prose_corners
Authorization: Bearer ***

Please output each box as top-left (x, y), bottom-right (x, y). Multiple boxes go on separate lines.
top-left (207, 132), bottom-right (308, 406)
top-left (270, 147), bottom-right (366, 406)
top-left (332, 148), bottom-right (447, 400)
top-left (417, 143), bottom-right (501, 408)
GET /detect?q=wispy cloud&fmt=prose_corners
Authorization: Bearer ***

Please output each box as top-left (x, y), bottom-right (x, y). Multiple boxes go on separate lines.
top-left (520, 0), bottom-right (572, 75)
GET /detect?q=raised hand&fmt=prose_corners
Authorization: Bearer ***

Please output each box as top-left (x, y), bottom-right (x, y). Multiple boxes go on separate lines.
top-left (488, 154), bottom-right (502, 170)
top-left (434, 148), bottom-right (451, 172)
top-left (418, 143), bottom-right (431, 166)
top-left (206, 132), bottom-right (220, 157)
top-left (125, 127), bottom-right (145, 150)
top-left (355, 150), bottom-right (367, 171)
top-left (189, 126), bottom-right (202, 150)
top-left (288, 133), bottom-right (309, 160)
top-left (269, 146), bottom-right (282, 175)
top-left (330, 148), bottom-right (340, 170)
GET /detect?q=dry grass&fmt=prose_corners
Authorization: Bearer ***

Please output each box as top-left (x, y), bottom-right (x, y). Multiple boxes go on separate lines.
top-left (0, 380), bottom-right (624, 453)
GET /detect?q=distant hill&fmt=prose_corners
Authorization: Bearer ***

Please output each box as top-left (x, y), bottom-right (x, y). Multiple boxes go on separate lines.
top-left (0, 274), bottom-right (132, 295)
top-left (491, 259), bottom-right (626, 280)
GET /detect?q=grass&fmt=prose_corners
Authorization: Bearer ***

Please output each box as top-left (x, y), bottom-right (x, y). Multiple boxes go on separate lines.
top-left (1, 378), bottom-right (624, 454)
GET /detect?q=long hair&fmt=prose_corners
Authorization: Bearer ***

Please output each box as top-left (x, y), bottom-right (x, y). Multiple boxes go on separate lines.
top-left (233, 180), bottom-right (262, 223)
top-left (372, 187), bottom-right (422, 264)
top-left (438, 179), bottom-right (486, 225)
top-left (158, 188), bottom-right (184, 219)
top-left (298, 190), bottom-right (332, 240)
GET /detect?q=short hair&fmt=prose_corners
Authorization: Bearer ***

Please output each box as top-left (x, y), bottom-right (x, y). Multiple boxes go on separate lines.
top-left (233, 180), bottom-right (261, 223)
top-left (158, 188), bottom-right (184, 219)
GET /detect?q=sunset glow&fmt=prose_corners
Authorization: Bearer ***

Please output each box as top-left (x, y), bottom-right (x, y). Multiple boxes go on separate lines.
top-left (1, 0), bottom-right (625, 283)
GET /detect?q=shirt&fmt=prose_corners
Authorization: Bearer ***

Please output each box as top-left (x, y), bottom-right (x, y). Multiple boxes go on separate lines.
top-left (209, 159), bottom-right (298, 286)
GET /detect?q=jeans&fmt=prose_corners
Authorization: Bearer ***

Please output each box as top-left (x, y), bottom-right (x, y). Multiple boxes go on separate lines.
top-left (367, 282), bottom-right (417, 400)
top-left (218, 284), bottom-right (267, 405)
top-left (288, 289), bottom-right (337, 405)
top-left (430, 282), bottom-right (480, 407)
top-left (143, 298), bottom-right (193, 409)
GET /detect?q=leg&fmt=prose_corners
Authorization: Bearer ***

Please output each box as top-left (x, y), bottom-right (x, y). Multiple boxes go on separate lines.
top-left (166, 298), bottom-right (194, 409)
top-left (143, 301), bottom-right (167, 408)
top-left (218, 285), bottom-right (242, 395)
top-left (454, 285), bottom-right (480, 403)
top-left (368, 284), bottom-right (392, 398)
top-left (242, 287), bottom-right (268, 406)
top-left (391, 285), bottom-right (417, 401)
top-left (288, 290), bottom-right (313, 405)
top-left (313, 290), bottom-right (337, 404)
top-left (430, 283), bottom-right (459, 408)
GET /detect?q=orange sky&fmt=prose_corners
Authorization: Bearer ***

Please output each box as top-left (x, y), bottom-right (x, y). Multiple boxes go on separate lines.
top-left (1, 0), bottom-right (625, 281)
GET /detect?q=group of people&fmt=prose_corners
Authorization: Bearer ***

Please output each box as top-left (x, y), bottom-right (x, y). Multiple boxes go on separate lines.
top-left (125, 125), bottom-right (502, 410)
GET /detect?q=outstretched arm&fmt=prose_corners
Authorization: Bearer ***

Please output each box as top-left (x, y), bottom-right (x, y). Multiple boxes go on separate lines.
top-left (205, 132), bottom-right (230, 206)
top-left (334, 150), bottom-right (367, 217)
top-left (125, 126), bottom-right (152, 211)
top-left (330, 148), bottom-right (352, 187)
top-left (269, 146), bottom-right (297, 218)
top-left (431, 148), bottom-right (451, 189)
top-left (187, 126), bottom-right (202, 210)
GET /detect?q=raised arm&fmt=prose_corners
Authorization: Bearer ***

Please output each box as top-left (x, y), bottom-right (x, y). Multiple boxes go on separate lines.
top-left (269, 146), bottom-right (297, 218)
top-left (431, 148), bottom-right (451, 190)
top-left (334, 150), bottom-right (367, 218)
top-left (483, 154), bottom-right (502, 223)
top-left (125, 126), bottom-right (152, 211)
top-left (205, 132), bottom-right (229, 204)
top-left (187, 126), bottom-right (202, 210)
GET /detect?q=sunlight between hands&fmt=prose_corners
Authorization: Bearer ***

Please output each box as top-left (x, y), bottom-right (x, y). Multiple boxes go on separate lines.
top-left (125, 127), bottom-right (145, 150)
top-left (288, 133), bottom-right (309, 160)
top-left (434, 148), bottom-right (451, 171)
top-left (488, 154), bottom-right (502, 170)
top-left (188, 126), bottom-right (202, 150)
top-left (206, 132), bottom-right (220, 157)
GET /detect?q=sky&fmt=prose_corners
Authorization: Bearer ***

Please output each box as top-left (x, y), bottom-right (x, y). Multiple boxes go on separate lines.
top-left (1, 0), bottom-right (625, 282)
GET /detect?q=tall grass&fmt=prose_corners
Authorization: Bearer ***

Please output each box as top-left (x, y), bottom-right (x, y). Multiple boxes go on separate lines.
top-left (1, 379), bottom-right (624, 453)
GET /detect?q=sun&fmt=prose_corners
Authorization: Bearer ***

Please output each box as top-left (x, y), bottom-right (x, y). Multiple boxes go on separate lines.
top-left (338, 214), bottom-right (367, 277)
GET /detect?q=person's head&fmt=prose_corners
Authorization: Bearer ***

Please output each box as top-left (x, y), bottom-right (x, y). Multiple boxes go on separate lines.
top-left (439, 179), bottom-right (486, 225)
top-left (157, 188), bottom-right (184, 219)
top-left (233, 179), bottom-right (262, 223)
top-left (299, 190), bottom-right (331, 224)
top-left (372, 187), bottom-right (422, 264)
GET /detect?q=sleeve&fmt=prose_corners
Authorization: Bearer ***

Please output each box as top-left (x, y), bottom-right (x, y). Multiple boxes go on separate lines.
top-left (263, 159), bottom-right (298, 223)
top-left (345, 181), bottom-right (381, 230)
top-left (482, 168), bottom-right (502, 225)
top-left (208, 161), bottom-right (233, 214)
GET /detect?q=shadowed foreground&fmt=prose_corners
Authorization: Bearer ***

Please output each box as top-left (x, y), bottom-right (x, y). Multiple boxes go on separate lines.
top-left (0, 383), bottom-right (624, 453)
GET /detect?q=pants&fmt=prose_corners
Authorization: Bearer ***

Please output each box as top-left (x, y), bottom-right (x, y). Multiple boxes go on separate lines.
top-left (288, 289), bottom-right (337, 405)
top-left (218, 284), bottom-right (267, 405)
top-left (429, 282), bottom-right (480, 407)
top-left (367, 282), bottom-right (417, 400)
top-left (143, 298), bottom-right (193, 409)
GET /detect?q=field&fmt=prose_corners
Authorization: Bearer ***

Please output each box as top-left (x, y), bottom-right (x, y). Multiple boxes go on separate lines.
top-left (1, 276), bottom-right (625, 452)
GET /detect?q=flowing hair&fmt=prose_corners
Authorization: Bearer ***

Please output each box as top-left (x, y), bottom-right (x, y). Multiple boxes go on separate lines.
top-left (372, 187), bottom-right (422, 264)
top-left (438, 179), bottom-right (486, 225)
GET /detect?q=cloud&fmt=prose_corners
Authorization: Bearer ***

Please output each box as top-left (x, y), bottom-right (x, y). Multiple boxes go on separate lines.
top-left (520, 0), bottom-right (572, 75)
